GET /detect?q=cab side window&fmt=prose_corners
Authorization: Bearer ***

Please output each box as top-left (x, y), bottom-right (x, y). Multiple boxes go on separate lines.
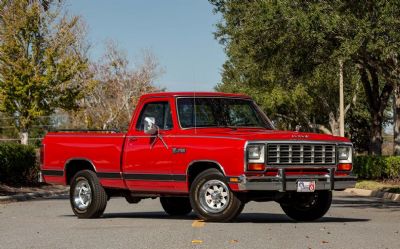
top-left (136, 101), bottom-right (173, 131)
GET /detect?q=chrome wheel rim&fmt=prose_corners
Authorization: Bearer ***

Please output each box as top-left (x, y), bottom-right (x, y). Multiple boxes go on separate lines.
top-left (199, 179), bottom-right (230, 213)
top-left (73, 179), bottom-right (92, 210)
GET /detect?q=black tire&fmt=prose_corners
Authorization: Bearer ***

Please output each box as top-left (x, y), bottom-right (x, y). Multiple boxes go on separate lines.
top-left (69, 170), bottom-right (108, 219)
top-left (190, 168), bottom-right (244, 222)
top-left (160, 197), bottom-right (192, 216)
top-left (280, 191), bottom-right (332, 221)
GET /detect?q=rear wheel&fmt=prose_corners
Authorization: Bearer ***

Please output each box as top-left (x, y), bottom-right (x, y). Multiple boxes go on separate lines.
top-left (190, 168), bottom-right (244, 222)
top-left (280, 191), bottom-right (332, 221)
top-left (70, 170), bottom-right (108, 218)
top-left (160, 197), bottom-right (192, 216)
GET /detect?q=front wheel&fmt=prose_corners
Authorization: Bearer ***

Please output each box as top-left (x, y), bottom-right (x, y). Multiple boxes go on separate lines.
top-left (70, 170), bottom-right (108, 218)
top-left (190, 168), bottom-right (244, 222)
top-left (280, 191), bottom-right (332, 221)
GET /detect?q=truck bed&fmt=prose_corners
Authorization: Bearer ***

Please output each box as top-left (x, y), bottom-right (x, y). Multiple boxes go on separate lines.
top-left (41, 132), bottom-right (126, 186)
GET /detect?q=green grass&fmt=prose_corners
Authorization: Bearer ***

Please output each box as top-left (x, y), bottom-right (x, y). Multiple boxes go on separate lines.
top-left (356, 180), bottom-right (400, 194)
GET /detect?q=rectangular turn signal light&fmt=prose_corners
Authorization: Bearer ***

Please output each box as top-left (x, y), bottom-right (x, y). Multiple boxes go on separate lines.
top-left (229, 177), bottom-right (239, 183)
top-left (247, 163), bottom-right (265, 171)
top-left (338, 163), bottom-right (352, 171)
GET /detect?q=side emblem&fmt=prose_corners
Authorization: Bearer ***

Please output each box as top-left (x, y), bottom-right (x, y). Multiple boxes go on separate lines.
top-left (172, 148), bottom-right (186, 154)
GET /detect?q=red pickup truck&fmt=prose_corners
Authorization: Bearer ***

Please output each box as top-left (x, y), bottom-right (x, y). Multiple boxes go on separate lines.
top-left (41, 92), bottom-right (356, 222)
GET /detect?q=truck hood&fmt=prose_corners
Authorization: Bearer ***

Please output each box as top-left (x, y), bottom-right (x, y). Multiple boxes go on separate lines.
top-left (191, 128), bottom-right (350, 143)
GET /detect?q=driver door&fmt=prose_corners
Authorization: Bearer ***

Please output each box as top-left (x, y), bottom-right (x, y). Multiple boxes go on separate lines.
top-left (122, 99), bottom-right (175, 192)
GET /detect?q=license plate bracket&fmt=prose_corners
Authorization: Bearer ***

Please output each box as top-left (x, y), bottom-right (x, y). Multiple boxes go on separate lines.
top-left (297, 180), bottom-right (316, 192)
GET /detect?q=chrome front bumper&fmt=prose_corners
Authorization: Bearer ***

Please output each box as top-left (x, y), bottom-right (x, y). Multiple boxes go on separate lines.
top-left (237, 168), bottom-right (357, 191)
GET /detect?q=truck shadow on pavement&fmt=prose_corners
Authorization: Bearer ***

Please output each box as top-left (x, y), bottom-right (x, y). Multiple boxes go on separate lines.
top-left (61, 211), bottom-right (369, 224)
top-left (102, 212), bottom-right (369, 223)
top-left (59, 194), bottom-right (400, 222)
top-left (102, 211), bottom-right (197, 220)
top-left (234, 213), bottom-right (368, 223)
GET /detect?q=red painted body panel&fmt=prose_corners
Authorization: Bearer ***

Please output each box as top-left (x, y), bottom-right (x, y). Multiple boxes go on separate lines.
top-left (122, 97), bottom-right (177, 191)
top-left (99, 179), bottom-right (126, 189)
top-left (41, 92), bottom-right (351, 194)
top-left (42, 133), bottom-right (126, 187)
top-left (42, 175), bottom-right (65, 185)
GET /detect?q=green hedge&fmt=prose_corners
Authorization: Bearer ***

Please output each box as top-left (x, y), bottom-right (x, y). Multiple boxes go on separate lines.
top-left (0, 143), bottom-right (38, 185)
top-left (353, 156), bottom-right (400, 180)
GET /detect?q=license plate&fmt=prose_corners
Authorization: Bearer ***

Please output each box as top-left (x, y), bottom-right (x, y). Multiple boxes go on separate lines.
top-left (297, 180), bottom-right (316, 192)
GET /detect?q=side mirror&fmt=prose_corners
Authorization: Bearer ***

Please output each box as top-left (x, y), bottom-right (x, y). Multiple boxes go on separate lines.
top-left (144, 117), bottom-right (158, 135)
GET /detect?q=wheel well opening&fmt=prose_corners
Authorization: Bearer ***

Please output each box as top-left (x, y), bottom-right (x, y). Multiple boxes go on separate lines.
top-left (65, 160), bottom-right (95, 185)
top-left (187, 161), bottom-right (224, 188)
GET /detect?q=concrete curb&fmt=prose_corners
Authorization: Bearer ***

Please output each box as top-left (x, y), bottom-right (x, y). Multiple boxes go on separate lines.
top-left (0, 189), bottom-right (69, 203)
top-left (345, 188), bottom-right (400, 202)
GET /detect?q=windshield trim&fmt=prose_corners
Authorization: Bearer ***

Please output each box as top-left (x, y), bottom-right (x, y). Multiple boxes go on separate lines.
top-left (175, 96), bottom-right (274, 130)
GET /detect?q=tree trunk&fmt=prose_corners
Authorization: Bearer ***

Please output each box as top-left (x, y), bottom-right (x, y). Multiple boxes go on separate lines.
top-left (20, 131), bottom-right (29, 145)
top-left (369, 112), bottom-right (383, 155)
top-left (328, 112), bottom-right (340, 136)
top-left (359, 66), bottom-right (393, 156)
top-left (394, 84), bottom-right (400, 155)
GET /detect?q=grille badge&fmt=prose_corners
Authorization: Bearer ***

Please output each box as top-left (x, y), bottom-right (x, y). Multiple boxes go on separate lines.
top-left (291, 134), bottom-right (309, 139)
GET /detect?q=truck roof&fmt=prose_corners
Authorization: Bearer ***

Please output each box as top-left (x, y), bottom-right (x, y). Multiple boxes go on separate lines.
top-left (141, 91), bottom-right (251, 99)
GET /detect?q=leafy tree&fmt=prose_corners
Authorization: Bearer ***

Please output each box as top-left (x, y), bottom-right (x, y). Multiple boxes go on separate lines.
top-left (210, 0), bottom-right (400, 155)
top-left (347, 98), bottom-right (371, 153)
top-left (0, 0), bottom-right (89, 144)
top-left (0, 112), bottom-right (18, 141)
top-left (67, 41), bottom-right (162, 131)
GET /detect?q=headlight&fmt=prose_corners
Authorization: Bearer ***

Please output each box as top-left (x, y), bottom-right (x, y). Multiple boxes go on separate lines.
top-left (248, 145), bottom-right (262, 159)
top-left (246, 144), bottom-right (265, 171)
top-left (337, 146), bottom-right (352, 163)
top-left (247, 144), bottom-right (265, 163)
top-left (338, 147), bottom-right (350, 160)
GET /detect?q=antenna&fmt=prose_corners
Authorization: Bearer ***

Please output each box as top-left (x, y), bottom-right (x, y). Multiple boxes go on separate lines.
top-left (193, 73), bottom-right (197, 135)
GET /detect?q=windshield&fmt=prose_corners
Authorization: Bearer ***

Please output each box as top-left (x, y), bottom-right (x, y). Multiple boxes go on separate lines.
top-left (177, 97), bottom-right (273, 129)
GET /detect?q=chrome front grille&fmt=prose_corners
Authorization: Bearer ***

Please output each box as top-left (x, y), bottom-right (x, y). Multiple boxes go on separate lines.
top-left (267, 143), bottom-right (336, 165)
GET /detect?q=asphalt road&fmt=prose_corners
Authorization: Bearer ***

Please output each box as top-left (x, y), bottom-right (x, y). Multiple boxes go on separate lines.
top-left (0, 192), bottom-right (399, 249)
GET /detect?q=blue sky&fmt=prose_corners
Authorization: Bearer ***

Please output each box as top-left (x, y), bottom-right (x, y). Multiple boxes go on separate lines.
top-left (67, 0), bottom-right (226, 91)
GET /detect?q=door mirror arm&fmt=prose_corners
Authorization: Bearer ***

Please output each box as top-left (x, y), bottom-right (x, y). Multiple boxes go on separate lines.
top-left (144, 116), bottom-right (168, 149)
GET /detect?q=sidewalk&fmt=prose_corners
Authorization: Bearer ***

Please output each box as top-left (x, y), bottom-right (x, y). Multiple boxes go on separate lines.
top-left (344, 188), bottom-right (400, 202)
top-left (0, 184), bottom-right (68, 203)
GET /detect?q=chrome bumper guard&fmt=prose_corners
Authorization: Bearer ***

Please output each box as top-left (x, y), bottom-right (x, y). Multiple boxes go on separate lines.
top-left (237, 168), bottom-right (356, 191)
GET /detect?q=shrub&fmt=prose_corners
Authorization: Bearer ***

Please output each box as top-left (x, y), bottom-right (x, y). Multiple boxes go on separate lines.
top-left (383, 156), bottom-right (400, 180)
top-left (0, 143), bottom-right (38, 185)
top-left (353, 155), bottom-right (400, 180)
